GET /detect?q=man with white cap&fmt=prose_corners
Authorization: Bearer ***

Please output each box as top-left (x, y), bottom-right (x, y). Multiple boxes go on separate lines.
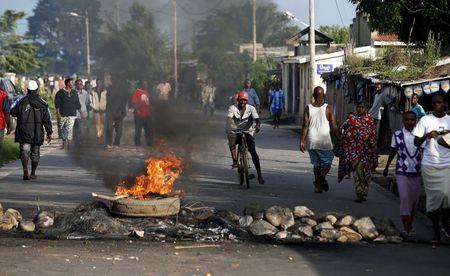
top-left (10, 80), bottom-right (52, 180)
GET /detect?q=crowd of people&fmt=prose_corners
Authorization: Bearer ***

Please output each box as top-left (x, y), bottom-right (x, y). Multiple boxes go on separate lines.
top-left (299, 85), bottom-right (449, 243)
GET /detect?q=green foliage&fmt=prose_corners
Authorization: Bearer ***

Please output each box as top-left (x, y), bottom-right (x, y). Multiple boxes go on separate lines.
top-left (194, 1), bottom-right (295, 106)
top-left (96, 3), bottom-right (171, 83)
top-left (350, 0), bottom-right (449, 51)
top-left (0, 137), bottom-right (19, 165)
top-left (423, 32), bottom-right (441, 67)
top-left (0, 10), bottom-right (43, 74)
top-left (318, 25), bottom-right (349, 44)
top-left (27, 0), bottom-right (103, 74)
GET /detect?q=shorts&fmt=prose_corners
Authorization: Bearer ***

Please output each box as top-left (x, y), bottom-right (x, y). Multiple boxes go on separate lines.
top-left (308, 149), bottom-right (334, 166)
top-left (271, 108), bottom-right (282, 117)
top-left (228, 133), bottom-right (256, 152)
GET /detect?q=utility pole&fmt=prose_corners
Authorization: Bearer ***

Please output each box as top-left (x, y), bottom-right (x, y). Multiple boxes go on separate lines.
top-left (252, 0), bottom-right (257, 62)
top-left (115, 0), bottom-right (120, 28)
top-left (85, 10), bottom-right (90, 76)
top-left (172, 0), bottom-right (179, 100)
top-left (309, 0), bottom-right (315, 102)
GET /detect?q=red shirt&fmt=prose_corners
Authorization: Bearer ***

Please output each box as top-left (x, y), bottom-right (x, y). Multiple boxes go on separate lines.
top-left (0, 88), bottom-right (9, 130)
top-left (131, 89), bottom-right (151, 118)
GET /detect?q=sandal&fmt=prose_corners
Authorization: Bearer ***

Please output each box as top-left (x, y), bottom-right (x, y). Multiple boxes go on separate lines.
top-left (23, 170), bottom-right (30, 181)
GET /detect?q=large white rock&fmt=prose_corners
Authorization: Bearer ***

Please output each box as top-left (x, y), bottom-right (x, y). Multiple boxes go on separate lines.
top-left (34, 211), bottom-right (54, 229)
top-left (335, 215), bottom-right (356, 227)
top-left (249, 220), bottom-right (278, 236)
top-left (239, 215), bottom-right (254, 228)
top-left (275, 230), bottom-right (288, 239)
top-left (5, 209), bottom-right (22, 222)
top-left (0, 213), bottom-right (18, 231)
top-left (300, 218), bottom-right (317, 227)
top-left (265, 206), bottom-right (294, 230)
top-left (353, 217), bottom-right (379, 240)
top-left (339, 226), bottom-right (362, 242)
top-left (314, 222), bottom-right (334, 232)
top-left (293, 206), bottom-right (315, 218)
top-left (325, 215), bottom-right (338, 226)
top-left (19, 221), bottom-right (36, 232)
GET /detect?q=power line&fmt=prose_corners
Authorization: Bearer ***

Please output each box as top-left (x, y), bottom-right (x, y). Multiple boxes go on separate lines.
top-left (334, 0), bottom-right (345, 28)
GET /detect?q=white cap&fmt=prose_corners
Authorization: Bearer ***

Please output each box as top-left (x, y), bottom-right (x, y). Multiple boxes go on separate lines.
top-left (28, 80), bottom-right (38, 91)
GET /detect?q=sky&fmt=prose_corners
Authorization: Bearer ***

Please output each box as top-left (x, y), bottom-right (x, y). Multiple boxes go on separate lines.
top-left (0, 0), bottom-right (357, 35)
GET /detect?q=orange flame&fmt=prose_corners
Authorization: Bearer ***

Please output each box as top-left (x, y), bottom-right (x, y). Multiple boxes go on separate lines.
top-left (115, 154), bottom-right (184, 197)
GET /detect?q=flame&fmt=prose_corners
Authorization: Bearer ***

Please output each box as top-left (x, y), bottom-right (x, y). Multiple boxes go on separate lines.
top-left (115, 154), bottom-right (184, 197)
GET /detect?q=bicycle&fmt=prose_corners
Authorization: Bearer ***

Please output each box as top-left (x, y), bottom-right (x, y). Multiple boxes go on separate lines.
top-left (236, 131), bottom-right (252, 189)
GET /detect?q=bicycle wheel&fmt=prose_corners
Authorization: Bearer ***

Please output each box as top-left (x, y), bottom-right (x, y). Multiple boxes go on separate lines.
top-left (238, 146), bottom-right (244, 186)
top-left (241, 147), bottom-right (250, 189)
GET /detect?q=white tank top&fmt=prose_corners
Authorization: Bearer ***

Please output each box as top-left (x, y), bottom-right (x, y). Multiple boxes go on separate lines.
top-left (306, 103), bottom-right (333, 150)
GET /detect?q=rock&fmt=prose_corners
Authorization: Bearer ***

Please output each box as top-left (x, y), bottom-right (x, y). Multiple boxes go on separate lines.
top-left (252, 212), bottom-right (264, 220)
top-left (239, 215), bottom-right (254, 228)
top-left (0, 203), bottom-right (3, 217)
top-left (300, 218), bottom-right (317, 227)
top-left (216, 210), bottom-right (240, 224)
top-left (314, 222), bottom-right (334, 232)
top-left (373, 235), bottom-right (388, 244)
top-left (264, 206), bottom-right (294, 230)
top-left (335, 215), bottom-right (356, 227)
top-left (195, 209), bottom-right (216, 222)
top-left (5, 209), bottom-right (22, 222)
top-left (325, 215), bottom-right (337, 225)
top-left (275, 230), bottom-right (288, 239)
top-left (320, 229), bottom-right (341, 240)
top-left (372, 218), bottom-right (399, 236)
top-left (339, 226), bottom-right (362, 243)
top-left (293, 206), bottom-right (314, 218)
top-left (0, 212), bottom-right (18, 231)
top-left (130, 230), bottom-right (145, 238)
top-left (387, 235), bottom-right (403, 244)
top-left (353, 217), bottom-right (379, 240)
top-left (19, 221), bottom-right (36, 232)
top-left (34, 211), bottom-right (54, 229)
top-left (337, 235), bottom-right (349, 243)
top-left (289, 223), bottom-right (314, 237)
top-left (249, 220), bottom-right (278, 236)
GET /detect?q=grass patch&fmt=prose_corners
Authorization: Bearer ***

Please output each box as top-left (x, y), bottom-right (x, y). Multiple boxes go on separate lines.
top-left (1, 136), bottom-right (19, 165)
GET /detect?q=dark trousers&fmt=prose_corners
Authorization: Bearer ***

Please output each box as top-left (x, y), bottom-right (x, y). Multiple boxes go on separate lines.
top-left (105, 114), bottom-right (123, 146)
top-left (134, 115), bottom-right (153, 146)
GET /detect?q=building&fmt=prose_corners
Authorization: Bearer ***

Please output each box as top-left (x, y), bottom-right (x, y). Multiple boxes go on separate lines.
top-left (280, 27), bottom-right (373, 121)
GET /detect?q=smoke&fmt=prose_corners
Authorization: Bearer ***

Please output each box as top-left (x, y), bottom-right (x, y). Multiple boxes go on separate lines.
top-left (98, 0), bottom-right (273, 46)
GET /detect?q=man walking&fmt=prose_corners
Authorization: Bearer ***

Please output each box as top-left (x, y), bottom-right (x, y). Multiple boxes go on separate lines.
top-left (55, 78), bottom-right (80, 149)
top-left (131, 80), bottom-right (152, 146)
top-left (300, 86), bottom-right (340, 193)
top-left (243, 79), bottom-right (260, 111)
top-left (201, 78), bottom-right (216, 117)
top-left (90, 79), bottom-right (107, 143)
top-left (105, 75), bottom-right (127, 149)
top-left (74, 79), bottom-right (90, 144)
top-left (10, 80), bottom-right (52, 180)
top-left (413, 93), bottom-right (450, 242)
top-left (0, 85), bottom-right (11, 161)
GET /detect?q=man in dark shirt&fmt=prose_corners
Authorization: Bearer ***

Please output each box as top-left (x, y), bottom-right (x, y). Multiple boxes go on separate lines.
top-left (105, 75), bottom-right (127, 149)
top-left (55, 78), bottom-right (81, 149)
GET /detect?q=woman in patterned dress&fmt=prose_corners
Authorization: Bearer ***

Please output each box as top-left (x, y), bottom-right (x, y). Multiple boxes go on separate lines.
top-left (338, 101), bottom-right (378, 202)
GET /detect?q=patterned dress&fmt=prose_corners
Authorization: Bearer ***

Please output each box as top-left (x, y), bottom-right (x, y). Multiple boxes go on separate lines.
top-left (338, 113), bottom-right (378, 199)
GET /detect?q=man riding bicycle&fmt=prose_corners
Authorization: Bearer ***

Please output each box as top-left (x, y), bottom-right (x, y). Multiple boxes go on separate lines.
top-left (226, 91), bottom-right (265, 184)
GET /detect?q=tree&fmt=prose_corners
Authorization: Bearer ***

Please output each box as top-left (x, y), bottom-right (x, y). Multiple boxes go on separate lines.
top-left (194, 1), bottom-right (298, 103)
top-left (96, 3), bottom-right (171, 82)
top-left (27, 0), bottom-right (103, 74)
top-left (349, 0), bottom-right (450, 50)
top-left (0, 10), bottom-right (43, 74)
top-left (318, 25), bottom-right (349, 44)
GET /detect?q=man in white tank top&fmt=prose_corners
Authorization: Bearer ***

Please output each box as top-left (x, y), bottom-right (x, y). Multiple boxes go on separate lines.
top-left (300, 86), bottom-right (340, 193)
